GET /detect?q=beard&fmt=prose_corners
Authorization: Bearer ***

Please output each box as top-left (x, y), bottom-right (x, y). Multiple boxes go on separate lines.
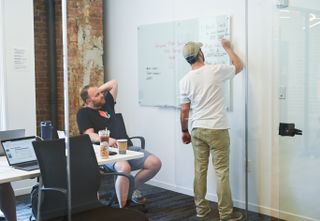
top-left (93, 98), bottom-right (106, 109)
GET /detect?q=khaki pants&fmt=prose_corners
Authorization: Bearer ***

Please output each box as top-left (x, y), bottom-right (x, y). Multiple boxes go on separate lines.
top-left (191, 128), bottom-right (233, 218)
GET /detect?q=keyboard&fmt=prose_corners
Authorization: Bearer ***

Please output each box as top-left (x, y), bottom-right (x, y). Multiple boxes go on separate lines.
top-left (14, 162), bottom-right (39, 171)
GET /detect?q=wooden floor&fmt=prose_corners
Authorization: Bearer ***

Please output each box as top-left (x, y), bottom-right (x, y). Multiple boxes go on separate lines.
top-left (16, 183), bottom-right (282, 221)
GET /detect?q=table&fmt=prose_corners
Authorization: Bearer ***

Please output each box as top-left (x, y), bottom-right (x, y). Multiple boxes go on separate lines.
top-left (93, 145), bottom-right (144, 165)
top-left (0, 146), bottom-right (144, 184)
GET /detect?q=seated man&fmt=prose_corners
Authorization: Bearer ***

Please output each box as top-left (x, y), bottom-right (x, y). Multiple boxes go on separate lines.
top-left (76, 80), bottom-right (162, 208)
top-left (0, 183), bottom-right (17, 221)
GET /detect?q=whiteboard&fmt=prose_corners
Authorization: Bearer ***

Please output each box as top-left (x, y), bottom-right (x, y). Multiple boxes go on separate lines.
top-left (138, 15), bottom-right (231, 108)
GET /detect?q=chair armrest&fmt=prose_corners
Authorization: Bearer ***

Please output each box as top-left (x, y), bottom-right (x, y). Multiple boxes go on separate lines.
top-left (129, 136), bottom-right (145, 149)
top-left (41, 187), bottom-right (67, 195)
top-left (100, 171), bottom-right (135, 200)
top-left (37, 187), bottom-right (68, 208)
top-left (33, 186), bottom-right (68, 220)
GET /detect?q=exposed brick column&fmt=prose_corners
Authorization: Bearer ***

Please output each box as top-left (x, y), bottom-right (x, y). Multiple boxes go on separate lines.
top-left (34, 0), bottom-right (50, 133)
top-left (67, 0), bottom-right (104, 135)
top-left (34, 0), bottom-right (104, 136)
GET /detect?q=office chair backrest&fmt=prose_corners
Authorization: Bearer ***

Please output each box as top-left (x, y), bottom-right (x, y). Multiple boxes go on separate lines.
top-left (32, 134), bottom-right (101, 219)
top-left (113, 113), bottom-right (133, 146)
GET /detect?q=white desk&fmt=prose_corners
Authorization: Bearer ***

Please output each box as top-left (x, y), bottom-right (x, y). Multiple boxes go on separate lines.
top-left (93, 145), bottom-right (144, 165)
top-left (0, 146), bottom-right (144, 184)
top-left (0, 158), bottom-right (39, 184)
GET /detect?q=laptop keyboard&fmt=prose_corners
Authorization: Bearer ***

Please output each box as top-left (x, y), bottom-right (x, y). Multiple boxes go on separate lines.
top-left (15, 162), bottom-right (39, 171)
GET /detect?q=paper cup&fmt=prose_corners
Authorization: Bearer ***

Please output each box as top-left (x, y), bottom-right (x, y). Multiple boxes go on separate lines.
top-left (117, 139), bottom-right (127, 154)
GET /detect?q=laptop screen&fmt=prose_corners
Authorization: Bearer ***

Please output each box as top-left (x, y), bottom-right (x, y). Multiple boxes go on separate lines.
top-left (0, 129), bottom-right (26, 156)
top-left (1, 136), bottom-right (37, 165)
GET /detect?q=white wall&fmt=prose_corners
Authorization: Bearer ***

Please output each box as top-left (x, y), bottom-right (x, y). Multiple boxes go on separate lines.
top-left (247, 0), bottom-right (278, 217)
top-left (104, 0), bottom-right (247, 211)
top-left (0, 0), bottom-right (37, 195)
top-left (104, 0), bottom-right (320, 220)
top-left (0, 0), bottom-right (36, 135)
top-left (0, 0), bottom-right (5, 129)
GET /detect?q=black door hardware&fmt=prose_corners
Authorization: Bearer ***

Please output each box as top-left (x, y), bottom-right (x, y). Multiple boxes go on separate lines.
top-left (279, 123), bottom-right (302, 136)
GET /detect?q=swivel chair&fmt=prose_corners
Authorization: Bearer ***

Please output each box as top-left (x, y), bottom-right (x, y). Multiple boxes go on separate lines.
top-left (32, 134), bottom-right (148, 221)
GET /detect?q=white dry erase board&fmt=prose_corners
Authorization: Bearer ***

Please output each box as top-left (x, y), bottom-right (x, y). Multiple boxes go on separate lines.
top-left (138, 15), bottom-right (233, 110)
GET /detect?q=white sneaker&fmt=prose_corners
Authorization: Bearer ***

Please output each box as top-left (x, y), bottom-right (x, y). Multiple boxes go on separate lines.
top-left (196, 208), bottom-right (211, 218)
top-left (131, 190), bottom-right (147, 204)
top-left (220, 211), bottom-right (243, 221)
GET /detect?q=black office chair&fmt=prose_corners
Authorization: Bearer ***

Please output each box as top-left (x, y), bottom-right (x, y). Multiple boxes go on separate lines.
top-left (32, 134), bottom-right (148, 221)
top-left (113, 113), bottom-right (145, 149)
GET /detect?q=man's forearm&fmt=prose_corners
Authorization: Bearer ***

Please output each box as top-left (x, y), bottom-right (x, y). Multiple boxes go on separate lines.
top-left (99, 80), bottom-right (118, 93)
top-left (99, 79), bottom-right (118, 101)
top-left (180, 103), bottom-right (190, 132)
top-left (180, 110), bottom-right (189, 132)
top-left (221, 39), bottom-right (243, 74)
top-left (225, 48), bottom-right (243, 74)
top-left (181, 119), bottom-right (189, 132)
top-left (86, 132), bottom-right (100, 143)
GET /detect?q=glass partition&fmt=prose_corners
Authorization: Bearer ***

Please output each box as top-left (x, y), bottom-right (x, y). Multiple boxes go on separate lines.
top-left (274, 5), bottom-right (320, 221)
top-left (106, 0), bottom-right (248, 220)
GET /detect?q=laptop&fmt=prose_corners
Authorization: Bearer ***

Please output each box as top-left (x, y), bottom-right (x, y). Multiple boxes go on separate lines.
top-left (0, 136), bottom-right (39, 171)
top-left (57, 130), bottom-right (66, 139)
top-left (0, 129), bottom-right (26, 156)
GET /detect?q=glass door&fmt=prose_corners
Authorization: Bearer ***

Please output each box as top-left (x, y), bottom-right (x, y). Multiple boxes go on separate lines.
top-left (274, 5), bottom-right (320, 221)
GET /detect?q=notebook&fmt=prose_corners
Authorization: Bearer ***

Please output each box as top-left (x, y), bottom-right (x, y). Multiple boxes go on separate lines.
top-left (1, 136), bottom-right (39, 171)
top-left (0, 129), bottom-right (26, 156)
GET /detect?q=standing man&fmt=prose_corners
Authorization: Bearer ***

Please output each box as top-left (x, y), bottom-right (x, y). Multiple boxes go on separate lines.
top-left (179, 39), bottom-right (243, 221)
top-left (77, 80), bottom-right (161, 208)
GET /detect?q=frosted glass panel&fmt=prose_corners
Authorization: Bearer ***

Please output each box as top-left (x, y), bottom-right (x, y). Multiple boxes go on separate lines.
top-left (275, 7), bottom-right (320, 221)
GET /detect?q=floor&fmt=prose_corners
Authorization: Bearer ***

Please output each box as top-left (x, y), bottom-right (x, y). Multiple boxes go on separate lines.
top-left (16, 183), bottom-right (282, 221)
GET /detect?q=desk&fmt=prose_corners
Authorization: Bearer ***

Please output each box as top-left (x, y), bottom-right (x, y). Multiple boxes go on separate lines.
top-left (0, 146), bottom-right (144, 184)
top-left (93, 145), bottom-right (144, 165)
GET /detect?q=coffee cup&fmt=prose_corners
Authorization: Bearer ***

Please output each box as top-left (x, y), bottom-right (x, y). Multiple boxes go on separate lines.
top-left (117, 139), bottom-right (127, 154)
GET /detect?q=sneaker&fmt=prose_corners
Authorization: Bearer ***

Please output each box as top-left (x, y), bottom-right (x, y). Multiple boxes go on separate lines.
top-left (131, 189), bottom-right (147, 204)
top-left (188, 209), bottom-right (215, 221)
top-left (126, 200), bottom-right (148, 213)
top-left (196, 208), bottom-right (212, 218)
top-left (220, 211), bottom-right (243, 221)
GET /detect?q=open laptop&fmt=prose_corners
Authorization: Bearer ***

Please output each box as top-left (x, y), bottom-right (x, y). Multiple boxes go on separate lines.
top-left (0, 129), bottom-right (26, 156)
top-left (0, 136), bottom-right (39, 171)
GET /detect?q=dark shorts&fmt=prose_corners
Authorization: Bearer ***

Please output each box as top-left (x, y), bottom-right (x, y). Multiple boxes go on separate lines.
top-left (104, 146), bottom-right (152, 171)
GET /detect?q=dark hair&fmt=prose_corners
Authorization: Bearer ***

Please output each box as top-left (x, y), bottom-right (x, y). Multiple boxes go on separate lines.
top-left (80, 85), bottom-right (91, 103)
top-left (186, 56), bottom-right (197, 65)
top-left (185, 51), bottom-right (201, 65)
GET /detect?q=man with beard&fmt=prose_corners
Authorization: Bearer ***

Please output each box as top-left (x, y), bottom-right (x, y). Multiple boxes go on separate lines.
top-left (77, 80), bottom-right (161, 209)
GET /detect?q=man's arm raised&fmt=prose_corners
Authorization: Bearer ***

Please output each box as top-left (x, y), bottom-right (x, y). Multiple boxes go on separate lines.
top-left (221, 39), bottom-right (243, 74)
top-left (98, 79), bottom-right (118, 101)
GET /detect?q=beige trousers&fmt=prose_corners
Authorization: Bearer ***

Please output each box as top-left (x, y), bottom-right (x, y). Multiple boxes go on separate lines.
top-left (191, 128), bottom-right (233, 218)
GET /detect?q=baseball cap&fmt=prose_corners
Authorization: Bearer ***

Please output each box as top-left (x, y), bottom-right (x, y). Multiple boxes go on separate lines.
top-left (182, 41), bottom-right (203, 60)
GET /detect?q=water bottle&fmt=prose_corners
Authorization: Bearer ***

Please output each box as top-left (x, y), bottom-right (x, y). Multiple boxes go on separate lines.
top-left (40, 121), bottom-right (53, 140)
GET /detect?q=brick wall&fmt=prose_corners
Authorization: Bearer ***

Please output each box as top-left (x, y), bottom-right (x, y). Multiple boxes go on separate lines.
top-left (34, 0), bottom-right (50, 134)
top-left (34, 0), bottom-right (104, 136)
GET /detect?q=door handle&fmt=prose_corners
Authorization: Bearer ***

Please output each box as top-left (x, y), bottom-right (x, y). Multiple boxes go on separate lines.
top-left (279, 122), bottom-right (302, 136)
